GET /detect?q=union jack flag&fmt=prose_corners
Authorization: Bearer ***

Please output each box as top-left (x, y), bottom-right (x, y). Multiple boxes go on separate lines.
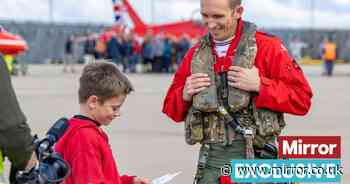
top-left (112, 0), bottom-right (126, 24)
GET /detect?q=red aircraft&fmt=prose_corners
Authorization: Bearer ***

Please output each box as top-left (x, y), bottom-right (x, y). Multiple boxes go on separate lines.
top-left (0, 26), bottom-right (28, 55)
top-left (116, 0), bottom-right (207, 39)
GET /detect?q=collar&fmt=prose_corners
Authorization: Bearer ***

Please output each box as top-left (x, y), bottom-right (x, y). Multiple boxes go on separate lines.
top-left (210, 18), bottom-right (243, 74)
top-left (73, 115), bottom-right (101, 126)
top-left (213, 35), bottom-right (235, 46)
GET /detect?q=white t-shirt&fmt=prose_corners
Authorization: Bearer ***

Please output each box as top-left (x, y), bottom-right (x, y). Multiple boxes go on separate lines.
top-left (213, 36), bottom-right (235, 57)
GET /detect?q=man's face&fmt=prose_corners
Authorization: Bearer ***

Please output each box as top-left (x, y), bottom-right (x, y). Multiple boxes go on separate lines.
top-left (200, 0), bottom-right (243, 41)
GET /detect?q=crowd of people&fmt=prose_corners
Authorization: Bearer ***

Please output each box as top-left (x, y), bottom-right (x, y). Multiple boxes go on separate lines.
top-left (64, 29), bottom-right (192, 74)
top-left (63, 28), bottom-right (350, 77)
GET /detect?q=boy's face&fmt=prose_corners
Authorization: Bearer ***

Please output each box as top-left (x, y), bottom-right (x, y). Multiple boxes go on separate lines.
top-left (89, 94), bottom-right (127, 126)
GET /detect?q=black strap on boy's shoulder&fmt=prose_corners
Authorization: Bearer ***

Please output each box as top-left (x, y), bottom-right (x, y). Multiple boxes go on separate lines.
top-left (73, 115), bottom-right (101, 126)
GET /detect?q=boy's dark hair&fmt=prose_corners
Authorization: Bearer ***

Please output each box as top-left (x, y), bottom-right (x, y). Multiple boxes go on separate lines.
top-left (79, 62), bottom-right (134, 104)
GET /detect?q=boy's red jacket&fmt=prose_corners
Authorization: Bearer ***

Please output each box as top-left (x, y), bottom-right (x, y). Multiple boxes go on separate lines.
top-left (55, 117), bottom-right (135, 184)
top-left (162, 19), bottom-right (313, 123)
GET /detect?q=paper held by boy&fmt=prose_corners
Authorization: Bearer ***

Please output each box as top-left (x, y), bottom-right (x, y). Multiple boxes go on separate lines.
top-left (151, 171), bottom-right (181, 184)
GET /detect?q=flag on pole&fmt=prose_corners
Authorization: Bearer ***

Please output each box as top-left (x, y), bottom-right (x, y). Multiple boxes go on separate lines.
top-left (112, 0), bottom-right (126, 25)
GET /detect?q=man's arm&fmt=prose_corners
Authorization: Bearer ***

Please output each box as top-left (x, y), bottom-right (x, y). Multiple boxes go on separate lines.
top-left (227, 36), bottom-right (313, 115)
top-left (254, 38), bottom-right (313, 115)
top-left (162, 47), bottom-right (195, 122)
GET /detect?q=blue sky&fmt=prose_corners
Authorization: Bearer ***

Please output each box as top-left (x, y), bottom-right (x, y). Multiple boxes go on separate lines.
top-left (1, 0), bottom-right (350, 29)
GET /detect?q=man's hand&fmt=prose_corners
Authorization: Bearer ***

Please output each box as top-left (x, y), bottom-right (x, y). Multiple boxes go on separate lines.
top-left (183, 73), bottom-right (211, 102)
top-left (227, 66), bottom-right (261, 92)
top-left (133, 177), bottom-right (150, 184)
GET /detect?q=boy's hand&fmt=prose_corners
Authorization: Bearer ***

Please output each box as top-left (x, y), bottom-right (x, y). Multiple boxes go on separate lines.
top-left (133, 177), bottom-right (150, 184)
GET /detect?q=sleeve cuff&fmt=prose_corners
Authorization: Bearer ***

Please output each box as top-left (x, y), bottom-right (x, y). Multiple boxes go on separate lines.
top-left (120, 175), bottom-right (136, 184)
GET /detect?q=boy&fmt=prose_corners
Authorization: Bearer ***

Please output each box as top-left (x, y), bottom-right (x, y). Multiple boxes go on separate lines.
top-left (55, 62), bottom-right (149, 184)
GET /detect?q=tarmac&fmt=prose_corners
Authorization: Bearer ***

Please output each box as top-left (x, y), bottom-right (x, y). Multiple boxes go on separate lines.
top-left (3, 64), bottom-right (350, 183)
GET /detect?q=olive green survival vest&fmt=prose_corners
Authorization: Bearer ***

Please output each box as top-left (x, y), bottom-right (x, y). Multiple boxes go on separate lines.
top-left (185, 21), bottom-right (285, 158)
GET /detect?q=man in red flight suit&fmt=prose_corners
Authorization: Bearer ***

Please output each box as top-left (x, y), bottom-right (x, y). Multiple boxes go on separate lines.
top-left (162, 0), bottom-right (313, 183)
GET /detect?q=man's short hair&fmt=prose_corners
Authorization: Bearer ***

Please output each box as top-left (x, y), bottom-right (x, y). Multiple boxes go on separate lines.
top-left (230, 0), bottom-right (242, 9)
top-left (79, 62), bottom-right (134, 104)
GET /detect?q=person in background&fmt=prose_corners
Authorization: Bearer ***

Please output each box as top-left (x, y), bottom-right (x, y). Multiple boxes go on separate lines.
top-left (107, 34), bottom-right (126, 72)
top-left (84, 33), bottom-right (97, 64)
top-left (152, 35), bottom-right (165, 73)
top-left (123, 32), bottom-right (134, 73)
top-left (289, 35), bottom-right (307, 63)
top-left (141, 33), bottom-right (154, 73)
top-left (175, 35), bottom-right (191, 65)
top-left (322, 36), bottom-right (337, 76)
top-left (63, 35), bottom-right (74, 73)
top-left (127, 31), bottom-right (141, 73)
top-left (161, 37), bottom-right (173, 73)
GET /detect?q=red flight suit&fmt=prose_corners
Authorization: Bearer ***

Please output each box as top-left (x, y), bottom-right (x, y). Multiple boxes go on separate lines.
top-left (162, 19), bottom-right (313, 184)
top-left (163, 19), bottom-right (313, 122)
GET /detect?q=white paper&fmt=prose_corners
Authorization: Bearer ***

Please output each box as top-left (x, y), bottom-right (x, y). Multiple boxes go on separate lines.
top-left (151, 171), bottom-right (181, 184)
